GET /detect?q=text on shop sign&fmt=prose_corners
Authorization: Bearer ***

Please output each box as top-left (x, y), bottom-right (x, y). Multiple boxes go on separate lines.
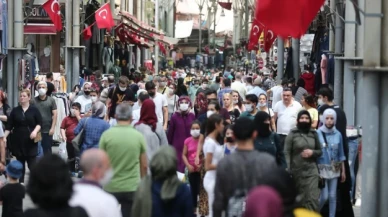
top-left (29, 7), bottom-right (49, 17)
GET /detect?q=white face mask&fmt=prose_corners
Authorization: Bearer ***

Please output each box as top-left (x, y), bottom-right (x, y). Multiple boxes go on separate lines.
top-left (99, 168), bottom-right (114, 186)
top-left (207, 110), bottom-right (215, 118)
top-left (259, 102), bottom-right (267, 107)
top-left (91, 96), bottom-right (98, 102)
top-left (245, 104), bottom-right (253, 112)
top-left (202, 83), bottom-right (208, 89)
top-left (168, 89), bottom-right (174, 95)
top-left (119, 86), bottom-right (127, 92)
top-left (70, 109), bottom-right (76, 116)
top-left (318, 98), bottom-right (324, 106)
top-left (190, 129), bottom-right (200, 138)
top-left (233, 100), bottom-right (238, 104)
top-left (180, 103), bottom-right (189, 111)
top-left (38, 88), bottom-right (47, 96)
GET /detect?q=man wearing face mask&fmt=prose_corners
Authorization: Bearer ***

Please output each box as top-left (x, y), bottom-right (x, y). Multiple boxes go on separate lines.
top-left (106, 76), bottom-right (135, 121)
top-left (70, 149), bottom-right (122, 217)
top-left (145, 81), bottom-right (168, 131)
top-left (188, 79), bottom-right (200, 103)
top-left (240, 94), bottom-right (259, 120)
top-left (195, 79), bottom-right (209, 96)
top-left (75, 82), bottom-right (93, 113)
top-left (156, 76), bottom-right (169, 97)
top-left (100, 76), bottom-right (115, 104)
top-left (34, 81), bottom-right (57, 155)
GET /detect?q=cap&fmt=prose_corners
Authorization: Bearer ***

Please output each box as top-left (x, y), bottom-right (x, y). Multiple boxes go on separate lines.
top-left (6, 160), bottom-right (23, 179)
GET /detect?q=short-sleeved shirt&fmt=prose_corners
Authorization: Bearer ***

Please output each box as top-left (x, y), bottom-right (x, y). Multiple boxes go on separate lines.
top-left (46, 82), bottom-right (55, 96)
top-left (99, 125), bottom-right (146, 192)
top-left (108, 87), bottom-right (135, 118)
top-left (60, 116), bottom-right (79, 141)
top-left (34, 96), bottom-right (57, 133)
top-left (152, 92), bottom-right (168, 124)
top-left (307, 107), bottom-right (319, 122)
top-left (203, 137), bottom-right (224, 180)
top-left (0, 183), bottom-right (25, 217)
top-left (274, 100), bottom-right (302, 135)
top-left (184, 137), bottom-right (199, 170)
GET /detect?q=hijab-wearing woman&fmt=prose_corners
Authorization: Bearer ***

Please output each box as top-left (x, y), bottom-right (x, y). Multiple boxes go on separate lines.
top-left (131, 146), bottom-right (193, 217)
top-left (167, 96), bottom-right (196, 172)
top-left (317, 109), bottom-right (346, 217)
top-left (176, 77), bottom-right (188, 97)
top-left (285, 110), bottom-right (322, 211)
top-left (254, 111), bottom-right (286, 168)
top-left (244, 186), bottom-right (284, 217)
top-left (135, 99), bottom-right (168, 164)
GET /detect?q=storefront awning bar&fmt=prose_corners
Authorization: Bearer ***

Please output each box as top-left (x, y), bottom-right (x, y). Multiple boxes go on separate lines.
top-left (24, 23), bottom-right (57, 35)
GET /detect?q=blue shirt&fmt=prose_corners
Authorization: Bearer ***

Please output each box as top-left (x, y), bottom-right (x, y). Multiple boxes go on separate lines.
top-left (247, 86), bottom-right (266, 97)
top-left (74, 117), bottom-right (110, 151)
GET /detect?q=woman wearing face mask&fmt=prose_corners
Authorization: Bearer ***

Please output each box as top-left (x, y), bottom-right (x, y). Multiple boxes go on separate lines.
top-left (223, 125), bottom-right (236, 155)
top-left (285, 110), bottom-right (322, 211)
top-left (60, 102), bottom-right (81, 174)
top-left (317, 109), bottom-right (346, 217)
top-left (223, 93), bottom-right (240, 125)
top-left (258, 93), bottom-right (276, 132)
top-left (167, 96), bottom-right (195, 172)
top-left (230, 90), bottom-right (245, 112)
top-left (253, 111), bottom-right (286, 168)
top-left (166, 84), bottom-right (179, 121)
top-left (74, 82), bottom-right (93, 114)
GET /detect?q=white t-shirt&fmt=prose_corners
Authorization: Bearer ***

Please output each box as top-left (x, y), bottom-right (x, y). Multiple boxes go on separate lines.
top-left (70, 183), bottom-right (122, 217)
top-left (74, 95), bottom-right (93, 113)
top-left (274, 100), bottom-right (302, 135)
top-left (271, 86), bottom-right (283, 108)
top-left (131, 107), bottom-right (141, 126)
top-left (259, 107), bottom-right (274, 117)
top-left (203, 137), bottom-right (224, 180)
top-left (152, 92), bottom-right (168, 124)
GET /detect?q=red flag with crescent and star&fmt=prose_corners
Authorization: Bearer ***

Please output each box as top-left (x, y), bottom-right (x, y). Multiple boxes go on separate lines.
top-left (115, 23), bottom-right (126, 41)
top-left (264, 28), bottom-right (277, 52)
top-left (83, 25), bottom-right (92, 40)
top-left (42, 0), bottom-right (62, 31)
top-left (247, 19), bottom-right (263, 51)
top-left (95, 3), bottom-right (115, 29)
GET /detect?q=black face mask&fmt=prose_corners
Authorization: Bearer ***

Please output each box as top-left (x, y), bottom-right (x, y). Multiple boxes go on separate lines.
top-left (148, 91), bottom-right (155, 97)
top-left (84, 91), bottom-right (90, 96)
top-left (297, 122), bottom-right (311, 131)
top-left (226, 137), bottom-right (234, 143)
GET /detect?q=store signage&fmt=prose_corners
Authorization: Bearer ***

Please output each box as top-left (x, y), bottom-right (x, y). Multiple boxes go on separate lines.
top-left (29, 6), bottom-right (49, 17)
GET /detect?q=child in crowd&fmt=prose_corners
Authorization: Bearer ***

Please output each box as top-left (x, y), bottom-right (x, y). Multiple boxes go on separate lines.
top-left (223, 125), bottom-right (237, 155)
top-left (182, 121), bottom-right (201, 215)
top-left (0, 160), bottom-right (26, 217)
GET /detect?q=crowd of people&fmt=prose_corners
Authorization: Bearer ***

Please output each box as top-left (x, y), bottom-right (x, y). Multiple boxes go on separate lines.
top-left (0, 66), bottom-right (361, 217)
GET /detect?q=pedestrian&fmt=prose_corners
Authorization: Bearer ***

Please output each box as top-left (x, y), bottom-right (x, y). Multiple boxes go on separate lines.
top-left (99, 103), bottom-right (148, 217)
top-left (257, 93), bottom-right (276, 131)
top-left (131, 146), bottom-right (193, 217)
top-left (223, 125), bottom-right (236, 155)
top-left (74, 82), bottom-right (93, 114)
top-left (24, 155), bottom-right (88, 217)
top-left (0, 160), bottom-right (25, 217)
top-left (182, 120), bottom-right (201, 214)
top-left (230, 90), bottom-right (245, 112)
top-left (244, 186), bottom-right (283, 217)
top-left (131, 91), bottom-right (150, 125)
top-left (284, 110), bottom-right (322, 211)
top-left (70, 149), bottom-right (122, 217)
top-left (213, 117), bottom-right (276, 217)
top-left (145, 81), bottom-right (169, 131)
top-left (239, 94), bottom-right (259, 120)
top-left (223, 93), bottom-right (240, 125)
top-left (301, 93), bottom-right (319, 129)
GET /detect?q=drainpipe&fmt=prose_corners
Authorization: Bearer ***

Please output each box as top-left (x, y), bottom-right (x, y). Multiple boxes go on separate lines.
top-left (6, 0), bottom-right (14, 106)
top-left (333, 0), bottom-right (344, 106)
top-left (355, 0), bottom-right (364, 127)
top-left (13, 0), bottom-right (24, 106)
top-left (72, 0), bottom-right (81, 91)
top-left (329, 0), bottom-right (335, 51)
top-left (136, 0), bottom-right (141, 68)
top-left (155, 0), bottom-right (159, 74)
top-left (65, 0), bottom-right (73, 92)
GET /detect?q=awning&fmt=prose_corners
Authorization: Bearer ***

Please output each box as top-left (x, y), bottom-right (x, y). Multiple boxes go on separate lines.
top-left (24, 24), bottom-right (56, 35)
top-left (175, 20), bottom-right (193, 38)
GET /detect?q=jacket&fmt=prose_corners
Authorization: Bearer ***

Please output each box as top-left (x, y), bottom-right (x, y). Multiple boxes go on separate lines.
top-left (300, 72), bottom-right (315, 96)
top-left (254, 132), bottom-right (287, 168)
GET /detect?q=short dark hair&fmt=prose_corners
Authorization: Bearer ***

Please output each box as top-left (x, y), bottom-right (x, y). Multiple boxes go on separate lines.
top-left (245, 77), bottom-right (253, 84)
top-left (46, 72), bottom-right (53, 79)
top-left (138, 91), bottom-right (150, 102)
top-left (206, 114), bottom-right (223, 136)
top-left (119, 76), bottom-right (129, 85)
top-left (145, 81), bottom-right (156, 90)
top-left (317, 87), bottom-right (334, 101)
top-left (281, 78), bottom-right (288, 86)
top-left (207, 99), bottom-right (221, 111)
top-left (297, 78), bottom-right (305, 88)
top-left (223, 78), bottom-right (231, 87)
top-left (202, 79), bottom-right (209, 83)
top-left (233, 117), bottom-right (256, 141)
top-left (303, 93), bottom-right (315, 107)
top-left (70, 102), bottom-right (81, 117)
top-left (205, 89), bottom-right (217, 97)
top-left (245, 94), bottom-right (258, 104)
top-left (27, 155), bottom-right (73, 209)
top-left (215, 76), bottom-right (221, 83)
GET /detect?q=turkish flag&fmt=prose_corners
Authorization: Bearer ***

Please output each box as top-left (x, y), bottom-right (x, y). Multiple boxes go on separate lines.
top-left (159, 42), bottom-right (166, 55)
top-left (42, 0), bottom-right (62, 31)
top-left (95, 3), bottom-right (115, 29)
top-left (255, 0), bottom-right (325, 38)
top-left (115, 23), bottom-right (126, 41)
top-left (264, 28), bottom-right (277, 52)
top-left (247, 19), bottom-right (263, 51)
top-left (83, 25), bottom-right (92, 41)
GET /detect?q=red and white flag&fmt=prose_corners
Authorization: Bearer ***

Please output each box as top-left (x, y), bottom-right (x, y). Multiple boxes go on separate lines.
top-left (95, 3), bottom-right (115, 29)
top-left (42, 0), bottom-right (62, 31)
top-left (83, 25), bottom-right (92, 41)
top-left (247, 19), bottom-right (263, 51)
top-left (264, 28), bottom-right (277, 52)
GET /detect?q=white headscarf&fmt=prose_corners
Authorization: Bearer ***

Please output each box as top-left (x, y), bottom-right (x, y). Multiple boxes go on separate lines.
top-left (319, 108), bottom-right (337, 133)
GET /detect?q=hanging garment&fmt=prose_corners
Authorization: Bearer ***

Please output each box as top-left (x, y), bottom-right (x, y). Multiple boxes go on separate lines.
top-left (285, 47), bottom-right (294, 79)
top-left (300, 72), bottom-right (316, 96)
top-left (320, 54), bottom-right (328, 84)
top-left (327, 57), bottom-right (335, 86)
top-left (1, 0), bottom-right (7, 55)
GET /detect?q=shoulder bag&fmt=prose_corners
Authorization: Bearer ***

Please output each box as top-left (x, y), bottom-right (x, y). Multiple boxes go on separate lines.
top-left (72, 118), bottom-right (89, 153)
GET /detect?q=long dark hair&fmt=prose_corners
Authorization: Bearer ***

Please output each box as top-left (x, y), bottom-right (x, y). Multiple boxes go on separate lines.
top-left (176, 77), bottom-right (188, 96)
top-left (206, 114), bottom-right (223, 136)
top-left (302, 93), bottom-right (315, 108)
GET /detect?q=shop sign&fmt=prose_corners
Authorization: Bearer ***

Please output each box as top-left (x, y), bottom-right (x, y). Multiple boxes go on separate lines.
top-left (28, 6), bottom-right (49, 17)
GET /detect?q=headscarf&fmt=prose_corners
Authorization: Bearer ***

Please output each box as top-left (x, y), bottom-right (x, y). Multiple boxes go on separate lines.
top-left (195, 92), bottom-right (207, 114)
top-left (254, 111), bottom-right (271, 137)
top-left (296, 110), bottom-right (312, 132)
top-left (319, 108), bottom-right (337, 133)
top-left (176, 95), bottom-right (192, 111)
top-left (244, 186), bottom-right (283, 217)
top-left (131, 146), bottom-right (181, 217)
top-left (135, 99), bottom-right (158, 131)
top-left (92, 101), bottom-right (105, 118)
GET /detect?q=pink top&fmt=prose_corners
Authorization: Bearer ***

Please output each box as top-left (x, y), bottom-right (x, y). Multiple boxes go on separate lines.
top-left (184, 137), bottom-right (200, 171)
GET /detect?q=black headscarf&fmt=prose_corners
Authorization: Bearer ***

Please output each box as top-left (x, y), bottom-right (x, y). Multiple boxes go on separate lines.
top-left (296, 110), bottom-right (312, 132)
top-left (254, 111), bottom-right (272, 137)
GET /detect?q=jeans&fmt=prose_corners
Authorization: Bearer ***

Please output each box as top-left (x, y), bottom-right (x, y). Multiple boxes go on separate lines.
top-left (319, 178), bottom-right (338, 217)
top-left (111, 192), bottom-right (135, 217)
top-left (15, 156), bottom-right (36, 183)
top-left (348, 138), bottom-right (359, 197)
top-left (355, 163), bottom-right (362, 200)
top-left (41, 133), bottom-right (53, 155)
top-left (37, 142), bottom-right (43, 158)
top-left (66, 142), bottom-right (75, 172)
top-left (188, 172), bottom-right (201, 209)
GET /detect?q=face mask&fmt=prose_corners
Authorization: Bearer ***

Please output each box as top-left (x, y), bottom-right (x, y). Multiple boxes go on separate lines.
top-left (160, 82), bottom-right (166, 87)
top-left (70, 109), bottom-right (75, 116)
top-left (38, 88), bottom-right (47, 96)
top-left (194, 84), bottom-right (199, 88)
top-left (202, 84), bottom-right (208, 89)
top-left (318, 98), bottom-right (324, 106)
top-left (99, 168), bottom-right (114, 186)
top-left (233, 100), bottom-right (238, 104)
top-left (119, 86), bottom-right (127, 92)
top-left (297, 122), bottom-right (311, 130)
top-left (245, 104), bottom-right (253, 112)
top-left (180, 103), bottom-right (189, 111)
top-left (168, 89), bottom-right (174, 95)
top-left (207, 110), bottom-right (215, 118)
top-left (259, 102), bottom-right (267, 107)
top-left (226, 137), bottom-right (234, 143)
top-left (190, 129), bottom-right (200, 138)
top-left (84, 90), bottom-right (91, 96)
top-left (91, 96), bottom-right (98, 102)
top-left (148, 91), bottom-right (155, 97)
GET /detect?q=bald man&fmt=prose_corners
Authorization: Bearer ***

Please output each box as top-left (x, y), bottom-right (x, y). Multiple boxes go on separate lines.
top-left (231, 72), bottom-right (247, 100)
top-left (70, 149), bottom-right (122, 217)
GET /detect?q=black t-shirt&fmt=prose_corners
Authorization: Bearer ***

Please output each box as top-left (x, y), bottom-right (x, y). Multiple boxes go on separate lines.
top-left (46, 82), bottom-right (55, 96)
top-left (0, 183), bottom-right (25, 217)
top-left (107, 87), bottom-right (135, 118)
top-left (24, 206), bottom-right (88, 217)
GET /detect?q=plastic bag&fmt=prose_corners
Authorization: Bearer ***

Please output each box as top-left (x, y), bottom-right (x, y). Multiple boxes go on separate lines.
top-left (58, 142), bottom-right (68, 160)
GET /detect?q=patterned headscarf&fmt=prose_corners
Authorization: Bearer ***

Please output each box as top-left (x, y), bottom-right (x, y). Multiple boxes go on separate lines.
top-left (195, 92), bottom-right (207, 114)
top-left (176, 95), bottom-right (192, 110)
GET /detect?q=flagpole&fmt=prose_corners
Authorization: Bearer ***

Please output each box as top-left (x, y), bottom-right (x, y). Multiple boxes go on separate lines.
top-left (155, 0), bottom-right (159, 74)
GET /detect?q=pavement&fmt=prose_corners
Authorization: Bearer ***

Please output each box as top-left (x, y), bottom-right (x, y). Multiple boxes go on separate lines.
top-left (0, 146), bottom-right (362, 216)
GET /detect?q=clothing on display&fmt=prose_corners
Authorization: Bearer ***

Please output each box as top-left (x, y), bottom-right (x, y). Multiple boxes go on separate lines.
top-left (39, 46), bottom-right (51, 73)
top-left (1, 0), bottom-right (7, 55)
top-left (103, 46), bottom-right (114, 74)
top-left (52, 93), bottom-right (70, 142)
top-left (109, 63), bottom-right (121, 82)
top-left (320, 54), bottom-right (328, 84)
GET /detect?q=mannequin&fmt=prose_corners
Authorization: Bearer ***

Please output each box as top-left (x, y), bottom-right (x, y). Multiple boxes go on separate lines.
top-left (23, 43), bottom-right (39, 77)
top-left (118, 43), bottom-right (129, 65)
top-left (102, 39), bottom-right (114, 74)
top-left (109, 59), bottom-right (122, 82)
top-left (320, 54), bottom-right (328, 84)
top-left (39, 46), bottom-right (51, 73)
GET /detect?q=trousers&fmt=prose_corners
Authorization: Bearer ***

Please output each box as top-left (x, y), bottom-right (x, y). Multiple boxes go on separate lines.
top-left (111, 192), bottom-right (135, 217)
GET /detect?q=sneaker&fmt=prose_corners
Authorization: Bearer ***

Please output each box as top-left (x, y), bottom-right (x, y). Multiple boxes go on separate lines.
top-left (355, 199), bottom-right (361, 207)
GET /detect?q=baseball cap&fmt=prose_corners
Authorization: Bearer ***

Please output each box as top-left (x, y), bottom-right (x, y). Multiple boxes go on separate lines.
top-left (6, 160), bottom-right (23, 179)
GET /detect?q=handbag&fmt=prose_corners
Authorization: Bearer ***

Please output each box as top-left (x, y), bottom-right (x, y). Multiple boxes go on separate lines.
top-left (34, 132), bottom-right (42, 143)
top-left (72, 118), bottom-right (89, 153)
